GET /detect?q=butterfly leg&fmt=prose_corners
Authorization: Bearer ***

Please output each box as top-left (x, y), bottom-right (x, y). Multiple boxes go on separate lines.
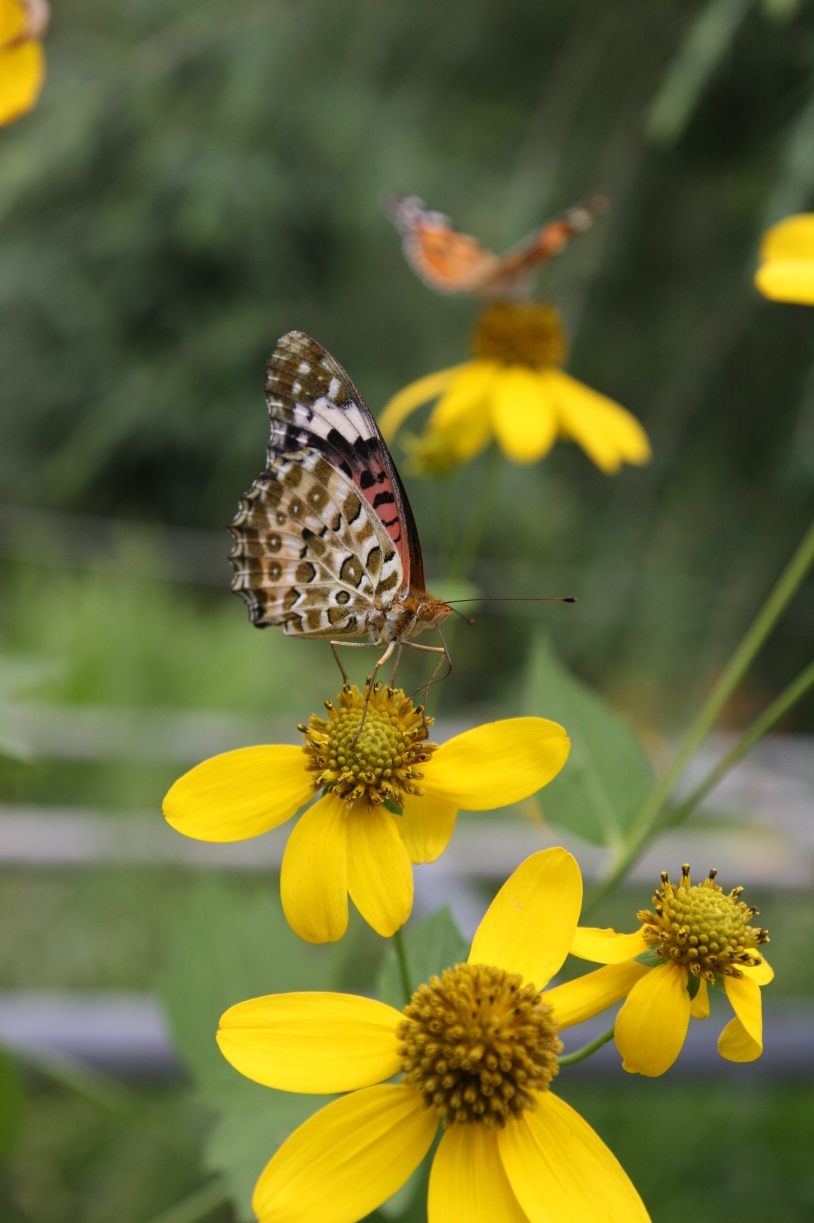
top-left (389, 645), bottom-right (404, 688)
top-left (403, 629), bottom-right (452, 728)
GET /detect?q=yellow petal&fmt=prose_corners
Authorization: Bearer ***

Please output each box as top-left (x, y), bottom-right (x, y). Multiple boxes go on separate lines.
top-left (489, 367), bottom-right (557, 464)
top-left (569, 927), bottom-right (648, 963)
top-left (253, 1084), bottom-right (437, 1223)
top-left (717, 1015), bottom-right (762, 1062)
top-left (760, 213), bottom-right (814, 261)
top-left (427, 398), bottom-right (493, 463)
top-left (422, 718), bottom-right (569, 811)
top-left (498, 1092), bottom-right (650, 1223)
top-left (543, 961), bottom-right (649, 1031)
top-left (690, 977), bottom-right (710, 1020)
top-left (0, 39), bottom-right (45, 126)
top-left (548, 369), bottom-right (651, 473)
top-left (216, 992), bottom-right (402, 1093)
top-left (378, 366), bottom-right (465, 441)
top-left (428, 360), bottom-right (500, 431)
top-left (741, 955), bottom-right (773, 985)
top-left (724, 972), bottom-right (762, 1050)
top-left (0, 0), bottom-right (26, 45)
top-left (469, 849), bottom-right (582, 991)
top-left (754, 259), bottom-right (814, 304)
top-left (614, 962), bottom-right (690, 1077)
top-left (280, 792), bottom-right (348, 944)
top-left (163, 745), bottom-right (313, 842)
top-left (347, 801), bottom-right (413, 937)
top-left (399, 793), bottom-right (458, 864)
top-left (428, 1122), bottom-right (529, 1223)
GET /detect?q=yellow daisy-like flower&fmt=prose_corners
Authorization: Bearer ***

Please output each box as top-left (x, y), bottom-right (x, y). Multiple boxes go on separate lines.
top-left (163, 683), bottom-right (570, 944)
top-left (0, 0), bottom-right (47, 127)
top-left (568, 864), bottom-right (773, 1077)
top-left (755, 213), bottom-right (814, 305)
top-left (379, 302), bottom-right (651, 476)
top-left (216, 849), bottom-right (651, 1223)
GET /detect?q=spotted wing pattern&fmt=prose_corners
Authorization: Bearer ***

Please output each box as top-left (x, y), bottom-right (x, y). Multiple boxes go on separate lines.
top-left (385, 194), bottom-right (606, 297)
top-left (262, 330), bottom-right (426, 592)
top-left (229, 448), bottom-right (402, 636)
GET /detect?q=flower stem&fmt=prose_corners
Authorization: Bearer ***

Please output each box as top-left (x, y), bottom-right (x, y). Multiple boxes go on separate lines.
top-left (448, 445), bottom-right (504, 582)
top-left (585, 515), bottom-right (814, 913)
top-left (557, 1025), bottom-right (615, 1067)
top-left (393, 927), bottom-right (413, 1006)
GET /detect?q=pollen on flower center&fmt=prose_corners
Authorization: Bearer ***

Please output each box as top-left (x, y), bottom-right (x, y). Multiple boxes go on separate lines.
top-left (299, 682), bottom-right (436, 807)
top-left (638, 864), bottom-right (769, 981)
top-left (470, 301), bottom-right (569, 368)
top-left (397, 963), bottom-right (561, 1127)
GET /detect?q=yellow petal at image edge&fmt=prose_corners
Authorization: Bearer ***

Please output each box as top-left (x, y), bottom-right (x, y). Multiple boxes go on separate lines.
top-left (280, 793), bottom-right (348, 944)
top-left (760, 213), bottom-right (814, 261)
top-left (489, 367), bottom-right (557, 464)
top-left (718, 1016), bottom-right (762, 1062)
top-left (399, 793), bottom-right (458, 864)
top-left (569, 926), bottom-right (648, 964)
top-left (690, 977), bottom-right (710, 1020)
top-left (252, 1083), bottom-right (437, 1223)
top-left (469, 849), bottom-right (582, 992)
top-left (614, 962), bottom-right (690, 1077)
top-left (544, 961), bottom-right (649, 1031)
top-left (347, 802), bottom-right (413, 937)
top-left (724, 972), bottom-right (762, 1049)
top-left (0, 0), bottom-right (27, 44)
top-left (549, 369), bottom-right (651, 474)
top-left (421, 718), bottom-right (569, 811)
top-left (754, 260), bottom-right (814, 305)
top-left (163, 745), bottom-right (313, 842)
top-left (0, 39), bottom-right (45, 126)
top-left (217, 992), bottom-right (402, 1093)
top-left (428, 1122), bottom-right (529, 1223)
top-left (377, 365), bottom-right (465, 441)
top-left (497, 1092), bottom-right (650, 1223)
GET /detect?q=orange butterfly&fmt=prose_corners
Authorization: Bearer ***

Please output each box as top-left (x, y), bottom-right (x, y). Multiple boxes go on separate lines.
top-left (384, 193), bottom-right (606, 298)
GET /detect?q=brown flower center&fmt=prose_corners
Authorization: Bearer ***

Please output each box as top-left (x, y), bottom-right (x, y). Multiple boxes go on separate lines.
top-left (299, 683), bottom-right (436, 807)
top-left (638, 865), bottom-right (769, 981)
top-left (470, 301), bottom-right (568, 368)
top-left (397, 963), bottom-right (561, 1127)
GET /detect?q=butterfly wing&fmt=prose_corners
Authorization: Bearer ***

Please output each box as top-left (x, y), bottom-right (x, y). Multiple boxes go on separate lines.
top-left (229, 332), bottom-right (428, 634)
top-left (386, 194), bottom-right (606, 297)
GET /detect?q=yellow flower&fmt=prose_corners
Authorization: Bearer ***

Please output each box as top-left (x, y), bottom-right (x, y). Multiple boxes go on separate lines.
top-left (568, 864), bottom-right (773, 1077)
top-left (0, 0), bottom-right (47, 127)
top-left (379, 302), bottom-right (651, 476)
top-left (216, 849), bottom-right (650, 1223)
top-left (163, 683), bottom-right (570, 944)
top-left (755, 213), bottom-right (814, 304)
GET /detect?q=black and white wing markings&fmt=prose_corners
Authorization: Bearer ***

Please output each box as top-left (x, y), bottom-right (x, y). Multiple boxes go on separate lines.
top-left (264, 331), bottom-right (427, 594)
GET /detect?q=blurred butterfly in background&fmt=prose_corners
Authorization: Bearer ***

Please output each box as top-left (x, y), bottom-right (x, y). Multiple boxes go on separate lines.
top-left (229, 331), bottom-right (453, 690)
top-left (384, 193), bottom-right (607, 298)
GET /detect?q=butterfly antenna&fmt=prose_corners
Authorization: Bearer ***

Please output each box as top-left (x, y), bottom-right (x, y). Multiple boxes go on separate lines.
top-left (446, 604), bottom-right (477, 625)
top-left (444, 596), bottom-right (577, 604)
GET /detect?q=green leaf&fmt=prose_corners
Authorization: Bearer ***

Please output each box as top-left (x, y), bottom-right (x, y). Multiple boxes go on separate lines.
top-left (523, 634), bottom-right (655, 848)
top-left (634, 949), bottom-right (666, 968)
top-left (686, 971), bottom-right (701, 1000)
top-left (0, 1047), bottom-right (22, 1160)
top-left (156, 879), bottom-right (341, 1220)
top-left (376, 908), bottom-right (468, 1009)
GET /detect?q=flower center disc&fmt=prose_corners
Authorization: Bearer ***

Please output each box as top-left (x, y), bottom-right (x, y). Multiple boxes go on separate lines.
top-left (300, 683), bottom-right (436, 807)
top-left (639, 865), bottom-right (769, 980)
top-left (470, 301), bottom-right (569, 368)
top-left (398, 963), bottom-right (561, 1127)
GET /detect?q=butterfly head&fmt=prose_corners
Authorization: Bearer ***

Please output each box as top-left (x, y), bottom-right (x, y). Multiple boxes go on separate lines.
top-left (405, 591), bottom-right (454, 631)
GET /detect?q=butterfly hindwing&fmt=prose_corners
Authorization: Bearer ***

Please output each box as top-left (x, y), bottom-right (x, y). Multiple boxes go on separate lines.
top-left (263, 331), bottom-right (426, 592)
top-left (229, 449), bottom-right (403, 637)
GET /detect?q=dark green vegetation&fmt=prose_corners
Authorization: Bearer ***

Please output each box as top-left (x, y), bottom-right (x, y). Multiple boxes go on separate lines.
top-left (2, 1), bottom-right (814, 1221)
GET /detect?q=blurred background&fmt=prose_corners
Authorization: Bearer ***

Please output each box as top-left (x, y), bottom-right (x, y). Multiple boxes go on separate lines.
top-left (1, 0), bottom-right (814, 1219)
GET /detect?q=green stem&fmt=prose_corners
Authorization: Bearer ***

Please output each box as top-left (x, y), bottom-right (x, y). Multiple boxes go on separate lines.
top-left (557, 1025), bottom-right (615, 1067)
top-left (142, 1179), bottom-right (230, 1223)
top-left (447, 445), bottom-right (503, 582)
top-left (393, 928), bottom-right (413, 1006)
top-left (659, 655), bottom-right (814, 834)
top-left (585, 516), bottom-right (814, 912)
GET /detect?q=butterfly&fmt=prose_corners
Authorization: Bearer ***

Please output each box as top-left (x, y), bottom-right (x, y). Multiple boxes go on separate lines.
top-left (229, 331), bottom-right (453, 688)
top-left (384, 193), bottom-right (607, 298)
